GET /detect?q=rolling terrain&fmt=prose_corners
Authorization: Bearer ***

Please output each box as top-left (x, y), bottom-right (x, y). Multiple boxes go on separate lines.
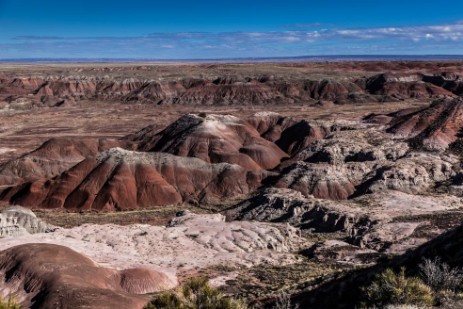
top-left (0, 62), bottom-right (462, 308)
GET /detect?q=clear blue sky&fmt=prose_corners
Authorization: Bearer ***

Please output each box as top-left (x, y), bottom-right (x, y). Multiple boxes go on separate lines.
top-left (0, 0), bottom-right (462, 59)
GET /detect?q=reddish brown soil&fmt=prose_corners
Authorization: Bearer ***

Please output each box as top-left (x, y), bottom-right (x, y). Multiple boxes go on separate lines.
top-left (0, 243), bottom-right (167, 309)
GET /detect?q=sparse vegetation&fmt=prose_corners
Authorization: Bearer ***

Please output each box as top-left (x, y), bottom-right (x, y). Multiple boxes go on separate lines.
top-left (33, 207), bottom-right (209, 228)
top-left (144, 278), bottom-right (248, 309)
top-left (364, 268), bottom-right (434, 307)
top-left (363, 258), bottom-right (463, 308)
top-left (273, 292), bottom-right (299, 309)
top-left (418, 257), bottom-right (463, 306)
top-left (228, 259), bottom-right (349, 302)
top-left (419, 257), bottom-right (463, 293)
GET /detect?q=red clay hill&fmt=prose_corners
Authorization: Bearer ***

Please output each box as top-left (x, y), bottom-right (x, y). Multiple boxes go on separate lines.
top-left (2, 97), bottom-right (463, 210)
top-left (0, 243), bottom-right (176, 309)
top-left (1, 148), bottom-right (265, 210)
top-left (130, 113), bottom-right (288, 170)
top-left (0, 112), bottom-right (338, 210)
top-left (367, 97), bottom-right (463, 151)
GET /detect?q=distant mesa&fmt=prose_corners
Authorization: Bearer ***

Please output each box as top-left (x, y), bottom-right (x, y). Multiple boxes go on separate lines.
top-left (362, 73), bottom-right (454, 100)
top-left (2, 69), bottom-right (463, 109)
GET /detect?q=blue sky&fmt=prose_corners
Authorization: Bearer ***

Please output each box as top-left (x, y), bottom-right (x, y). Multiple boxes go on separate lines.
top-left (0, 0), bottom-right (463, 59)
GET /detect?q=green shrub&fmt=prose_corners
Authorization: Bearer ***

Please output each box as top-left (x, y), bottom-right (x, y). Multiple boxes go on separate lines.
top-left (145, 278), bottom-right (248, 309)
top-left (364, 268), bottom-right (434, 307)
top-left (0, 296), bottom-right (20, 309)
top-left (147, 293), bottom-right (184, 309)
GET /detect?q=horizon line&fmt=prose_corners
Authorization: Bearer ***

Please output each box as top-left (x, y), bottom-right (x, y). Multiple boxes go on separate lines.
top-left (2, 54), bottom-right (463, 64)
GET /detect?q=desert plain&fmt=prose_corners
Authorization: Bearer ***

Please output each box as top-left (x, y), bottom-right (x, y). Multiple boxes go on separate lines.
top-left (0, 61), bottom-right (463, 308)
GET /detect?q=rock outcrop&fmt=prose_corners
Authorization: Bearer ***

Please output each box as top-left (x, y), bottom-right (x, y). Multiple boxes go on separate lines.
top-left (226, 188), bottom-right (371, 234)
top-left (268, 125), bottom-right (460, 200)
top-left (0, 206), bottom-right (52, 237)
top-left (227, 187), bottom-right (463, 252)
top-left (272, 162), bottom-right (363, 200)
top-left (366, 152), bottom-right (457, 194)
